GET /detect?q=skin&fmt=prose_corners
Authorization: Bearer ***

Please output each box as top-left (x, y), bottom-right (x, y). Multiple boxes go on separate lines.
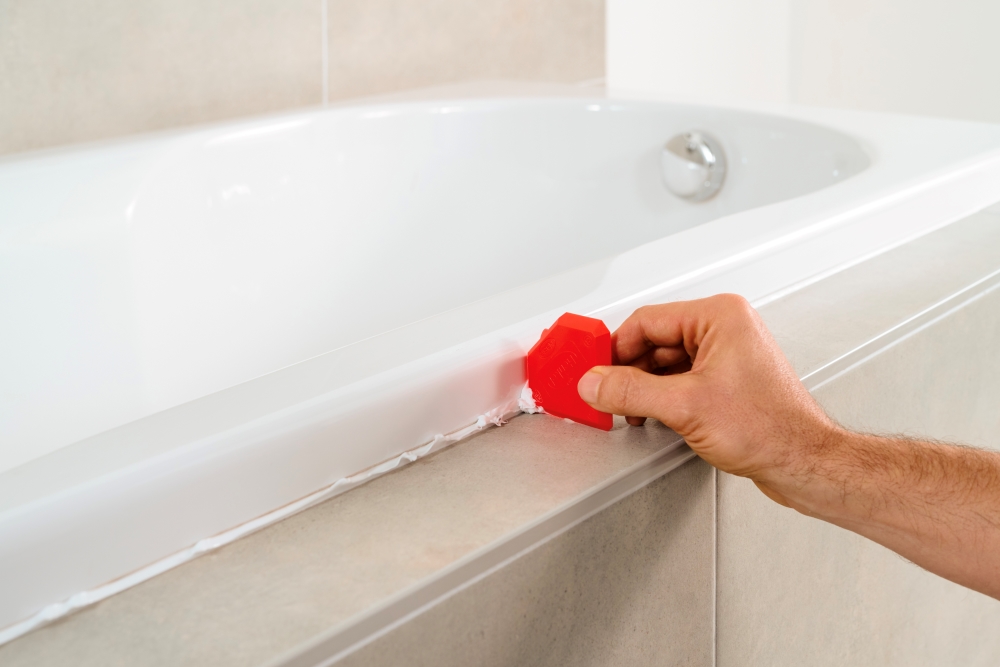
top-left (576, 294), bottom-right (1000, 600)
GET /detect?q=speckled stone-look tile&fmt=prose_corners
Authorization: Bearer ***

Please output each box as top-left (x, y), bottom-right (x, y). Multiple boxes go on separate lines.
top-left (760, 212), bottom-right (1000, 379)
top-left (0, 415), bottom-right (708, 667)
top-left (813, 285), bottom-right (1000, 449)
top-left (2, 211), bottom-right (999, 665)
top-left (718, 473), bottom-right (1000, 667)
top-left (326, 0), bottom-right (605, 101)
top-left (338, 459), bottom-right (715, 667)
top-left (0, 0), bottom-right (323, 155)
top-left (717, 217), bottom-right (1000, 667)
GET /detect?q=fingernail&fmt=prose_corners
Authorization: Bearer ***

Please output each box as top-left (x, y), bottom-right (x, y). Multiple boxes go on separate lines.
top-left (578, 369), bottom-right (603, 404)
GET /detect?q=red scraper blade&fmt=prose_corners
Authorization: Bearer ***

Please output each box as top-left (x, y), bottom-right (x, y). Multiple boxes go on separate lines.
top-left (526, 312), bottom-right (613, 431)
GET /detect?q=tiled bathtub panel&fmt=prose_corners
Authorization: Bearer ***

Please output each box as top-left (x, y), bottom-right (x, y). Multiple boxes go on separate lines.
top-left (718, 473), bottom-right (1000, 667)
top-left (718, 285), bottom-right (1000, 667)
top-left (760, 212), bottom-right (1000, 380)
top-left (338, 458), bottom-right (715, 667)
top-left (812, 285), bottom-right (1000, 449)
top-left (0, 415), bottom-right (707, 666)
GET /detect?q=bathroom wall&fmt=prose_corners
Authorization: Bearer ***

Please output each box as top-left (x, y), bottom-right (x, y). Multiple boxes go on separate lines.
top-left (6, 1), bottom-right (996, 155)
top-left (11, 0), bottom-right (993, 156)
top-left (607, 0), bottom-right (791, 107)
top-left (0, 0), bottom-right (604, 156)
top-left (608, 0), bottom-right (1000, 123)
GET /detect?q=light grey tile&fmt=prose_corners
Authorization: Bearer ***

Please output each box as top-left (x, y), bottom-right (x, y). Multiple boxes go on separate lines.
top-left (0, 415), bottom-right (703, 666)
top-left (338, 459), bottom-right (715, 667)
top-left (719, 221), bottom-right (1000, 667)
top-left (326, 0), bottom-right (605, 101)
top-left (0, 0), bottom-right (323, 155)
top-left (718, 472), bottom-right (1000, 667)
top-left (812, 285), bottom-right (1000, 450)
top-left (759, 212), bottom-right (1000, 379)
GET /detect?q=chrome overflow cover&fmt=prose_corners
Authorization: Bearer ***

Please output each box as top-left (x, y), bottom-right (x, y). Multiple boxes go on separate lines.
top-left (661, 131), bottom-right (727, 201)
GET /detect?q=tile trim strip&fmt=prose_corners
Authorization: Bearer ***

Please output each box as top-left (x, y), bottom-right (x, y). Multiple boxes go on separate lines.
top-left (801, 266), bottom-right (1000, 393)
top-left (268, 437), bottom-right (695, 667)
top-left (275, 264), bottom-right (1000, 667)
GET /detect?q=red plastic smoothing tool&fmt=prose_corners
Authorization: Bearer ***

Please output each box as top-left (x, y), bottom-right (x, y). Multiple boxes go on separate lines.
top-left (526, 313), bottom-right (613, 431)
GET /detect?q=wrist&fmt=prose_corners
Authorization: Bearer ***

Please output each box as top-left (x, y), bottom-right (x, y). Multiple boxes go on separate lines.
top-left (751, 421), bottom-right (855, 520)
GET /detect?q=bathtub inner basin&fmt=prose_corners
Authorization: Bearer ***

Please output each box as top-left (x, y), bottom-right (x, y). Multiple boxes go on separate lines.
top-left (0, 97), bottom-right (868, 473)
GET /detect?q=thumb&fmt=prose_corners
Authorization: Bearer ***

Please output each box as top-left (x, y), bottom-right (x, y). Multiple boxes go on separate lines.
top-left (577, 365), bottom-right (697, 428)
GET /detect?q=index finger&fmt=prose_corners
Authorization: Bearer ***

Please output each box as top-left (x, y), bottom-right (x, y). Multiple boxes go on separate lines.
top-left (611, 295), bottom-right (747, 364)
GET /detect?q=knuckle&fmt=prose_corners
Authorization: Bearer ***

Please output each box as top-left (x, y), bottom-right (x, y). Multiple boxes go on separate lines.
top-left (714, 293), bottom-right (759, 326)
top-left (633, 304), bottom-right (654, 321)
top-left (669, 396), bottom-right (693, 427)
top-left (716, 293), bottom-right (751, 312)
top-left (668, 382), bottom-right (703, 430)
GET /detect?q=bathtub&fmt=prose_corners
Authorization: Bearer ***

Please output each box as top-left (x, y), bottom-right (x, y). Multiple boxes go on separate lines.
top-left (2, 87), bottom-right (1000, 640)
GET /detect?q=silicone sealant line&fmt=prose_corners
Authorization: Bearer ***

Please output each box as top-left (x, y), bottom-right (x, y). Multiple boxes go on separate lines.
top-left (268, 268), bottom-right (1000, 667)
top-left (0, 384), bottom-right (545, 647)
top-left (11, 262), bottom-right (1000, 647)
top-left (0, 257), bottom-right (943, 645)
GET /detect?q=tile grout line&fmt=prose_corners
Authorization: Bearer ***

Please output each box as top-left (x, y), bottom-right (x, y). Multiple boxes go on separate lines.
top-left (713, 466), bottom-right (719, 667)
top-left (321, 0), bottom-right (329, 105)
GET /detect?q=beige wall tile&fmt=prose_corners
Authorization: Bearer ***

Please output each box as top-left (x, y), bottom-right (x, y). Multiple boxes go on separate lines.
top-left (340, 459), bottom-right (715, 667)
top-left (1, 0), bottom-right (606, 155)
top-left (326, 0), bottom-right (605, 101)
top-left (0, 0), bottom-right (323, 155)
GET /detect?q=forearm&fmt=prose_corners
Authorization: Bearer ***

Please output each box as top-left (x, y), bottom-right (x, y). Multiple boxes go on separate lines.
top-left (584, 296), bottom-right (1000, 599)
top-left (761, 428), bottom-right (1000, 600)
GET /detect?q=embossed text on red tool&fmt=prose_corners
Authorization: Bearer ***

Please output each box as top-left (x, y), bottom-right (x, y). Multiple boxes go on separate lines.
top-left (526, 312), bottom-right (613, 430)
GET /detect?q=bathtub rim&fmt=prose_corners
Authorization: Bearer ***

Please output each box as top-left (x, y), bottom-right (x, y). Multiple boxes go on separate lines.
top-left (3, 87), bottom-right (1000, 643)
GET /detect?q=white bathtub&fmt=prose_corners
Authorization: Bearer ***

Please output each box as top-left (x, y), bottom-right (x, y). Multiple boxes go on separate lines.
top-left (2, 88), bottom-right (1000, 639)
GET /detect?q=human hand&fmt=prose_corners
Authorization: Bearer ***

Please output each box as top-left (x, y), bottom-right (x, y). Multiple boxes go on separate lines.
top-left (576, 294), bottom-right (838, 503)
top-left (577, 295), bottom-right (1000, 600)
